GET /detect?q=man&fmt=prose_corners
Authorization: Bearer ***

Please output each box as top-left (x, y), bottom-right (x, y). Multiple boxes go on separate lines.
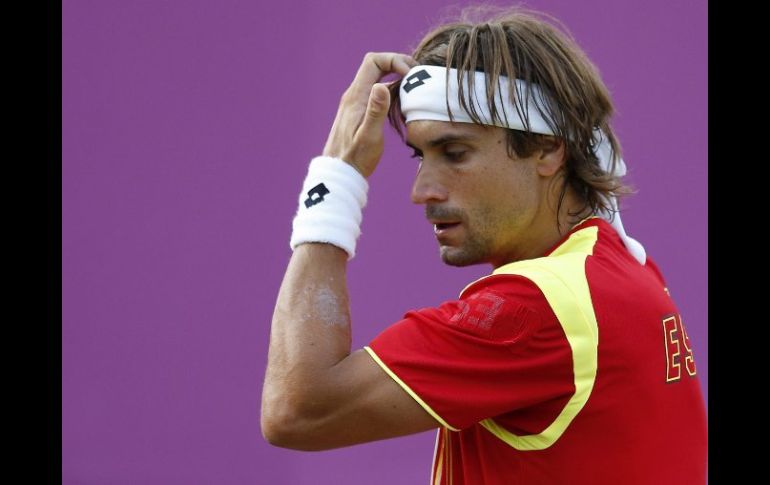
top-left (261, 7), bottom-right (707, 484)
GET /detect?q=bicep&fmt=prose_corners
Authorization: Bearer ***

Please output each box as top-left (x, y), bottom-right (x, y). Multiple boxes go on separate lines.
top-left (275, 349), bottom-right (441, 451)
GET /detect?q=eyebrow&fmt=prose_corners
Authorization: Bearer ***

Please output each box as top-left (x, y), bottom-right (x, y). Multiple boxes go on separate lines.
top-left (405, 134), bottom-right (479, 151)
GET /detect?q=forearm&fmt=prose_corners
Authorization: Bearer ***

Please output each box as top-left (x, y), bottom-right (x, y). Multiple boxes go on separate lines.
top-left (262, 240), bottom-right (439, 450)
top-left (262, 243), bottom-right (351, 420)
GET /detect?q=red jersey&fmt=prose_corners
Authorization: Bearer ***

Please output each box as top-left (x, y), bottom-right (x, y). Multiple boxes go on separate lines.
top-left (365, 217), bottom-right (707, 484)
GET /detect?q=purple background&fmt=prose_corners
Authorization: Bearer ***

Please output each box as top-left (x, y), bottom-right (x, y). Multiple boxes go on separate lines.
top-left (62, 0), bottom-right (707, 483)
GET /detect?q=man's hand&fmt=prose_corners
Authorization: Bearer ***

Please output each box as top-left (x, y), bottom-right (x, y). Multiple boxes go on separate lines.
top-left (322, 52), bottom-right (417, 178)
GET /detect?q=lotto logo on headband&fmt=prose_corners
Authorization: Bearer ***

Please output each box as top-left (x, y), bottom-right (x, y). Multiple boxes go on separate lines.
top-left (403, 69), bottom-right (431, 93)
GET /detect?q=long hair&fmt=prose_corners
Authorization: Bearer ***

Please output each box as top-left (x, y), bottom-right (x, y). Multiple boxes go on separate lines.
top-left (388, 5), bottom-right (634, 225)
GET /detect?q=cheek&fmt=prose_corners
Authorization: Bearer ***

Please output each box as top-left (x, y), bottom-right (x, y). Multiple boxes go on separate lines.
top-left (455, 159), bottom-right (534, 221)
top-left (499, 163), bottom-right (539, 206)
top-left (479, 169), bottom-right (526, 209)
top-left (464, 189), bottom-right (512, 232)
top-left (473, 173), bottom-right (534, 228)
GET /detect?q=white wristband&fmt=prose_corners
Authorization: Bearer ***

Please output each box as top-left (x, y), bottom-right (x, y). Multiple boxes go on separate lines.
top-left (289, 156), bottom-right (369, 259)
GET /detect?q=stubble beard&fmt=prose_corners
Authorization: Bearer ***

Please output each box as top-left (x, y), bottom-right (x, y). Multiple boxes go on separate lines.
top-left (438, 205), bottom-right (516, 267)
top-left (439, 227), bottom-right (494, 267)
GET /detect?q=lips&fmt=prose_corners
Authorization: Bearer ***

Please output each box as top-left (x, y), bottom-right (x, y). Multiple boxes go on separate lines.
top-left (426, 206), bottom-right (463, 238)
top-left (433, 222), bottom-right (461, 235)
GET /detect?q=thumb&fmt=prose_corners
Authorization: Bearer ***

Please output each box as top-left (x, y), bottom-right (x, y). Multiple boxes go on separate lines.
top-left (357, 83), bottom-right (391, 139)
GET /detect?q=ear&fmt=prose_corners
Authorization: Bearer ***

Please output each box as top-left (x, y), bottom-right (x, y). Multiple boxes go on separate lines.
top-left (535, 139), bottom-right (566, 177)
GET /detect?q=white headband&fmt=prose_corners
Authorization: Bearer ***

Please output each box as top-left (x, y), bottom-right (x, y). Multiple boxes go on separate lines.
top-left (399, 65), bottom-right (646, 265)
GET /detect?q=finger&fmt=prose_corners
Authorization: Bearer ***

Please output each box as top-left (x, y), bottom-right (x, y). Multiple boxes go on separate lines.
top-left (383, 79), bottom-right (401, 89)
top-left (343, 54), bottom-right (415, 108)
top-left (353, 53), bottom-right (417, 90)
top-left (380, 54), bottom-right (418, 77)
top-left (355, 83), bottom-right (390, 142)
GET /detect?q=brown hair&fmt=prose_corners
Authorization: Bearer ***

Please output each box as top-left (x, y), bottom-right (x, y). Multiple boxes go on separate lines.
top-left (388, 5), bottom-right (633, 225)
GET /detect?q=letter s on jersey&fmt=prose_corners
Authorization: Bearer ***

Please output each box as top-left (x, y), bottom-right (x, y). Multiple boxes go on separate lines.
top-left (662, 313), bottom-right (697, 382)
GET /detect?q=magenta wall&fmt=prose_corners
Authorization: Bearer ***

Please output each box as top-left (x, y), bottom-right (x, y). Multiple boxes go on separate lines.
top-left (62, 1), bottom-right (707, 483)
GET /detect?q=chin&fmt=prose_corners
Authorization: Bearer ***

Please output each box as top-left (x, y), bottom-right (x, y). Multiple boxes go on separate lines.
top-left (439, 246), bottom-right (485, 267)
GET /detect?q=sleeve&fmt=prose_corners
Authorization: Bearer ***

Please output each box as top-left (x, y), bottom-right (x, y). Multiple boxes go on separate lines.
top-left (365, 277), bottom-right (576, 431)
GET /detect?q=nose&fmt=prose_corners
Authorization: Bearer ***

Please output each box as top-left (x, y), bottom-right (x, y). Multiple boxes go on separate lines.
top-left (410, 162), bottom-right (448, 205)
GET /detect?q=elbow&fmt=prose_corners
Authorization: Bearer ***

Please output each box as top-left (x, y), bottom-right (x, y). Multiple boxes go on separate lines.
top-left (260, 395), bottom-right (330, 451)
top-left (260, 409), bottom-right (294, 448)
top-left (260, 392), bottom-right (296, 448)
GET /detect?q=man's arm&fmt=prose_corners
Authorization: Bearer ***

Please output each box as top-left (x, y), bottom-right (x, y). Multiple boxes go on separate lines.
top-left (260, 53), bottom-right (440, 451)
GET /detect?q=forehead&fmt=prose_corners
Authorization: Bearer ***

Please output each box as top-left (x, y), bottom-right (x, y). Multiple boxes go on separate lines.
top-left (405, 120), bottom-right (501, 147)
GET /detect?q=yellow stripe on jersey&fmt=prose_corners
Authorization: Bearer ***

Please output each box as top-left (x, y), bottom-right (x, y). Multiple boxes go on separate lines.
top-left (363, 346), bottom-right (460, 432)
top-left (446, 428), bottom-right (453, 485)
top-left (431, 429), bottom-right (443, 485)
top-left (475, 225), bottom-right (601, 450)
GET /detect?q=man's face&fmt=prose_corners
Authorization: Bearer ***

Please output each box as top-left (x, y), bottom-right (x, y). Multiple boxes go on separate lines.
top-left (406, 120), bottom-right (549, 268)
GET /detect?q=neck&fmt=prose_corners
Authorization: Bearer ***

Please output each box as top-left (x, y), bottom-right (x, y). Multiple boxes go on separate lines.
top-left (491, 184), bottom-right (590, 268)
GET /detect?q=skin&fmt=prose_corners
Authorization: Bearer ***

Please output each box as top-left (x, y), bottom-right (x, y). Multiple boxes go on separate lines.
top-left (407, 121), bottom-right (586, 268)
top-left (260, 52), bottom-right (587, 450)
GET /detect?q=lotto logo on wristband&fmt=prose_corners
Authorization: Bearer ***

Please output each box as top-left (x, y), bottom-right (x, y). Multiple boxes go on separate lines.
top-left (304, 183), bottom-right (331, 208)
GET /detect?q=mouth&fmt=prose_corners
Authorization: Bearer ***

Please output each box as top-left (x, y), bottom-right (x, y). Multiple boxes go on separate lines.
top-left (433, 222), bottom-right (461, 236)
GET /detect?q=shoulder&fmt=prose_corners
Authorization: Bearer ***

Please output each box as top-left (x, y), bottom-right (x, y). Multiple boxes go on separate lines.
top-left (641, 255), bottom-right (669, 288)
top-left (405, 274), bottom-right (554, 344)
top-left (461, 272), bottom-right (552, 311)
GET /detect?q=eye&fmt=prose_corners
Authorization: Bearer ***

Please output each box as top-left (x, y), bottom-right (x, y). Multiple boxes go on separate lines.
top-left (444, 151), bottom-right (465, 161)
top-left (443, 145), bottom-right (466, 162)
top-left (410, 149), bottom-right (423, 161)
